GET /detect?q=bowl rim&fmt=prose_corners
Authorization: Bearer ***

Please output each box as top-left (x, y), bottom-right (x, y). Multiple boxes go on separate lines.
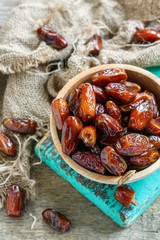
top-left (50, 64), bottom-right (160, 184)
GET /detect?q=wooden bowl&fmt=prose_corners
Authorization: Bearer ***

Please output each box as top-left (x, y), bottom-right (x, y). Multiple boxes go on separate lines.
top-left (50, 64), bottom-right (160, 184)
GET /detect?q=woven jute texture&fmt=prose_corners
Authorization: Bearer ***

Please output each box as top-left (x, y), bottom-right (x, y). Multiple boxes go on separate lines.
top-left (0, 0), bottom-right (160, 207)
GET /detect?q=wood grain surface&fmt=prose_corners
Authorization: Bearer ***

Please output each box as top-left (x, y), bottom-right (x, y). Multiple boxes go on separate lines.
top-left (0, 1), bottom-right (160, 240)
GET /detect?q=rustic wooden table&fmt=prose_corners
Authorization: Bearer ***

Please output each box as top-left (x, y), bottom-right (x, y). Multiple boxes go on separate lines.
top-left (0, 1), bottom-right (159, 240)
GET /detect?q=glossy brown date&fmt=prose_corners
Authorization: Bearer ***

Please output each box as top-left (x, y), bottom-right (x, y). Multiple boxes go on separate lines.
top-left (123, 81), bottom-right (141, 93)
top-left (127, 101), bottom-right (153, 131)
top-left (115, 185), bottom-right (137, 208)
top-left (95, 113), bottom-right (124, 137)
top-left (0, 131), bottom-right (16, 156)
top-left (91, 68), bottom-right (127, 87)
top-left (115, 133), bottom-right (150, 156)
top-left (144, 118), bottom-right (160, 135)
top-left (3, 119), bottom-right (37, 134)
top-left (100, 146), bottom-right (127, 176)
top-left (37, 26), bottom-right (68, 49)
top-left (129, 149), bottom-right (159, 166)
top-left (68, 89), bottom-right (81, 116)
top-left (105, 83), bottom-right (136, 104)
top-left (72, 151), bottom-right (105, 174)
top-left (51, 98), bottom-right (69, 131)
top-left (88, 34), bottom-right (102, 56)
top-left (42, 209), bottom-right (71, 232)
top-left (105, 100), bottom-right (121, 123)
top-left (120, 92), bottom-right (152, 112)
top-left (6, 184), bottom-right (23, 217)
top-left (93, 85), bottom-right (107, 103)
top-left (61, 116), bottom-right (83, 155)
top-left (149, 135), bottom-right (160, 149)
top-left (79, 126), bottom-right (97, 147)
top-left (79, 83), bottom-right (96, 122)
top-left (144, 91), bottom-right (159, 118)
top-left (135, 29), bottom-right (160, 43)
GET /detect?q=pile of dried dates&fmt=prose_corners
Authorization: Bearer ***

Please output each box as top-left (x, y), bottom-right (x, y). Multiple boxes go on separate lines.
top-left (52, 67), bottom-right (160, 177)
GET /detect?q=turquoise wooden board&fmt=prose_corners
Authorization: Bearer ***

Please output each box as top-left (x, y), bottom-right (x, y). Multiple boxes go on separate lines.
top-left (35, 66), bottom-right (160, 228)
top-left (35, 132), bottom-right (160, 228)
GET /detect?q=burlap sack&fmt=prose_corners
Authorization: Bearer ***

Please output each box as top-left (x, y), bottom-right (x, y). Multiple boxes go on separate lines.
top-left (0, 0), bottom-right (160, 207)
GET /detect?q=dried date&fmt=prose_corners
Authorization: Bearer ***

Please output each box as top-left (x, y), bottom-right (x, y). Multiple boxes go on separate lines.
top-left (79, 126), bottom-right (97, 147)
top-left (72, 151), bottom-right (105, 174)
top-left (129, 149), bottom-right (159, 166)
top-left (88, 34), bottom-right (102, 56)
top-left (51, 98), bottom-right (69, 131)
top-left (105, 83), bottom-right (136, 104)
top-left (61, 116), bottom-right (83, 155)
top-left (100, 146), bottom-right (127, 176)
top-left (127, 101), bottom-right (153, 131)
top-left (42, 209), bottom-right (71, 232)
top-left (149, 135), bottom-right (160, 149)
top-left (123, 81), bottom-right (141, 93)
top-left (3, 119), bottom-right (37, 134)
top-left (6, 184), bottom-right (23, 217)
top-left (135, 29), bottom-right (160, 43)
top-left (120, 92), bottom-right (152, 112)
top-left (93, 85), bottom-right (107, 103)
top-left (144, 91), bottom-right (159, 118)
top-left (115, 185), bottom-right (138, 208)
top-left (0, 131), bottom-right (16, 156)
top-left (115, 133), bottom-right (150, 156)
top-left (95, 113), bottom-right (124, 137)
top-left (105, 100), bottom-right (121, 123)
top-left (144, 118), bottom-right (160, 135)
top-left (37, 25), bottom-right (68, 49)
top-left (91, 68), bottom-right (127, 87)
top-left (79, 83), bottom-right (96, 122)
top-left (68, 89), bottom-right (81, 116)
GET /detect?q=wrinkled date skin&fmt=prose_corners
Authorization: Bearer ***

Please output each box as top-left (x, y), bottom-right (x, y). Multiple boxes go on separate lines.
top-left (127, 101), bottom-right (153, 131)
top-left (115, 133), bottom-right (150, 156)
top-left (6, 184), bottom-right (23, 217)
top-left (68, 89), bottom-right (81, 116)
top-left (105, 83), bottom-right (136, 104)
top-left (145, 118), bottom-right (160, 135)
top-left (95, 113), bottom-right (124, 137)
top-left (129, 149), bottom-right (159, 166)
top-left (95, 103), bottom-right (105, 115)
top-left (61, 116), bottom-right (83, 155)
top-left (115, 185), bottom-right (135, 208)
top-left (72, 151), bottom-right (105, 174)
top-left (100, 128), bottom-right (127, 145)
top-left (79, 83), bottom-right (96, 122)
top-left (88, 34), bottom-right (102, 56)
top-left (135, 29), bottom-right (160, 43)
top-left (105, 100), bottom-right (121, 123)
top-left (37, 26), bottom-right (68, 49)
top-left (149, 135), bottom-right (160, 149)
top-left (91, 68), bottom-right (127, 87)
top-left (124, 81), bottom-right (141, 93)
top-left (42, 209), bottom-right (71, 232)
top-left (144, 91), bottom-right (159, 118)
top-left (0, 131), bottom-right (16, 156)
top-left (79, 126), bottom-right (97, 147)
top-left (93, 85), bottom-right (107, 103)
top-left (120, 92), bottom-right (152, 112)
top-left (3, 119), bottom-right (37, 134)
top-left (100, 146), bottom-right (127, 176)
top-left (51, 98), bottom-right (69, 131)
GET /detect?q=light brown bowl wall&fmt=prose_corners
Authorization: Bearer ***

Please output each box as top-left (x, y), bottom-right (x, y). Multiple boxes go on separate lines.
top-left (50, 64), bottom-right (160, 184)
